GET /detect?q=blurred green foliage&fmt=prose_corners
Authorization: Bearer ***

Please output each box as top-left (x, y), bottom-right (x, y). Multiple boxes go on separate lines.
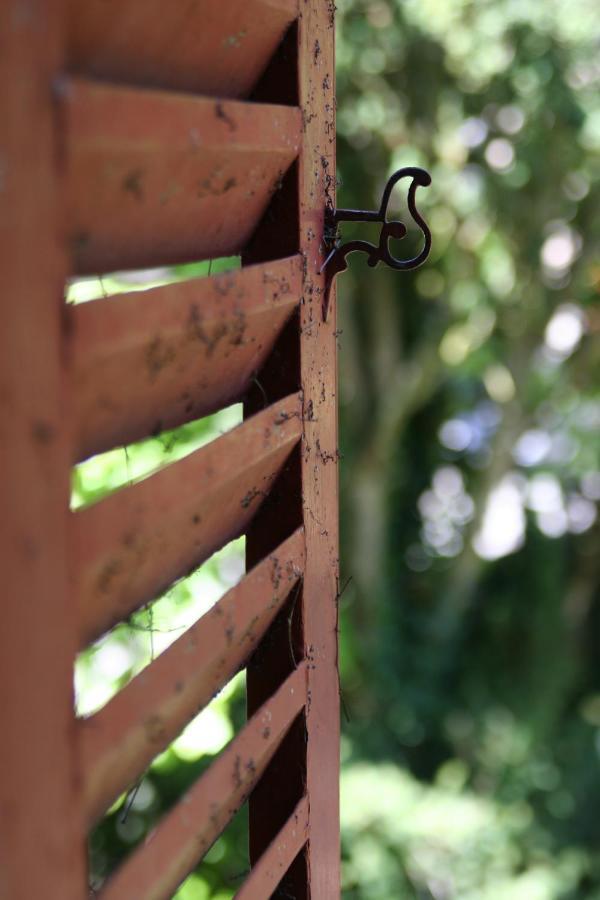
top-left (336, 0), bottom-right (599, 896)
top-left (78, 0), bottom-right (599, 896)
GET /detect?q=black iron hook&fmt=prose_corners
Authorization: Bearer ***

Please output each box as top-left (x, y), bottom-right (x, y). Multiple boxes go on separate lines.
top-left (320, 166), bottom-right (432, 321)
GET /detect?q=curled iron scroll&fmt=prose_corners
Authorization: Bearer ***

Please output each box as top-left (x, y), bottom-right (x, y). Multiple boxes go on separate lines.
top-left (321, 166), bottom-right (432, 321)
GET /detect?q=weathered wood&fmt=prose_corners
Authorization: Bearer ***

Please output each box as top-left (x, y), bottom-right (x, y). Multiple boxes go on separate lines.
top-left (234, 796), bottom-right (309, 899)
top-left (81, 528), bottom-right (305, 823)
top-left (73, 394), bottom-right (302, 647)
top-left (68, 0), bottom-right (298, 99)
top-left (64, 80), bottom-right (302, 274)
top-left (2, 0), bottom-right (341, 897)
top-left (0, 3), bottom-right (86, 898)
top-left (297, 5), bottom-right (341, 897)
top-left (245, 4), bottom-right (340, 897)
top-left (71, 255), bottom-right (302, 460)
top-left (98, 665), bottom-right (307, 900)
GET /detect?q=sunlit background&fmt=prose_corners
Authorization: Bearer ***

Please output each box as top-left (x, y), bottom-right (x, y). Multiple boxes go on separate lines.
top-left (75, 0), bottom-right (599, 896)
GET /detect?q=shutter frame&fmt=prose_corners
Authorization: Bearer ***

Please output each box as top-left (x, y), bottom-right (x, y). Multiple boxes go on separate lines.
top-left (1, 1), bottom-right (339, 896)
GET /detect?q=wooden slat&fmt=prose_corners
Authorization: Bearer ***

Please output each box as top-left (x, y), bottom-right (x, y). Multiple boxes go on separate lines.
top-left (81, 529), bottom-right (305, 823)
top-left (73, 394), bottom-right (302, 647)
top-left (0, 3), bottom-right (87, 897)
top-left (98, 665), bottom-right (307, 900)
top-left (71, 256), bottom-right (302, 461)
top-left (64, 80), bottom-right (302, 274)
top-left (68, 0), bottom-right (298, 98)
top-left (235, 796), bottom-right (309, 900)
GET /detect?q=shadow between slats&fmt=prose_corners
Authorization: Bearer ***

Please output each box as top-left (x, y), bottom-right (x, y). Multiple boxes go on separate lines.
top-left (234, 795), bottom-right (308, 899)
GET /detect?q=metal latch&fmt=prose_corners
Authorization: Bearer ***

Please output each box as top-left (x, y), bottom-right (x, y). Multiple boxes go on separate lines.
top-left (321, 166), bottom-right (432, 320)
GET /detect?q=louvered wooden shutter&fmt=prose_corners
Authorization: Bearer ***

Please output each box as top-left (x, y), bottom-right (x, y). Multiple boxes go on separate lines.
top-left (0, 1), bottom-right (339, 898)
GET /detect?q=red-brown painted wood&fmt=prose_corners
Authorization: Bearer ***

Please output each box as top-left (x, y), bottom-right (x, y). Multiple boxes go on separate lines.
top-left (2, 2), bottom-right (340, 897)
top-left (81, 528), bottom-right (305, 824)
top-left (245, 3), bottom-right (340, 897)
top-left (64, 80), bottom-right (302, 274)
top-left (71, 255), bottom-right (302, 460)
top-left (297, 4), bottom-right (341, 896)
top-left (68, 0), bottom-right (298, 98)
top-left (98, 665), bottom-right (307, 900)
top-left (73, 394), bottom-right (303, 648)
top-left (234, 796), bottom-right (309, 899)
top-left (0, 3), bottom-right (86, 898)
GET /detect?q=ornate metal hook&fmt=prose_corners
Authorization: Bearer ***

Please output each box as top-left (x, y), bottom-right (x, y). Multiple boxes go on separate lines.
top-left (320, 166), bottom-right (432, 321)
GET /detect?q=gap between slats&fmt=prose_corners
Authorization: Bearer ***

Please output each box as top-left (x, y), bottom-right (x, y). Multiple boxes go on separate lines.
top-left (67, 0), bottom-right (298, 98)
top-left (234, 795), bottom-right (309, 899)
top-left (73, 393), bottom-right (303, 648)
top-left (71, 255), bottom-right (302, 461)
top-left (97, 664), bottom-right (307, 900)
top-left (64, 79), bottom-right (302, 274)
top-left (81, 528), bottom-right (305, 824)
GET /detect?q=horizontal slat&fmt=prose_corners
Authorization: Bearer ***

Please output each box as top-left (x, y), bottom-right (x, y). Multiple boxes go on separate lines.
top-left (235, 796), bottom-right (309, 899)
top-left (68, 0), bottom-right (298, 98)
top-left (65, 80), bottom-right (302, 274)
top-left (98, 665), bottom-right (307, 900)
top-left (71, 255), bottom-right (302, 461)
top-left (73, 394), bottom-right (302, 647)
top-left (81, 528), bottom-right (305, 823)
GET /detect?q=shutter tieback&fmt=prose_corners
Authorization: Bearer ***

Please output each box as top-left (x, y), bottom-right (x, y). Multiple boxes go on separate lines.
top-left (320, 166), bottom-right (432, 321)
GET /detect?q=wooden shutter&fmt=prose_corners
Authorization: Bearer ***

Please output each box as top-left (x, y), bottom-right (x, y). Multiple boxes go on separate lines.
top-left (0, 1), bottom-right (338, 898)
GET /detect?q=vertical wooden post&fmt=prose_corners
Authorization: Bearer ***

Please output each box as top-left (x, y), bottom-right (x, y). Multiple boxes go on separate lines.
top-left (297, 2), bottom-right (340, 895)
top-left (0, 3), bottom-right (85, 898)
top-left (246, 3), bottom-right (340, 896)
